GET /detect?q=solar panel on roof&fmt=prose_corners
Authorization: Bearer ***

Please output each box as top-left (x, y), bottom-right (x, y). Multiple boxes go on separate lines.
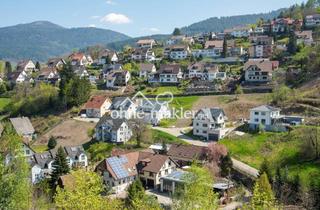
top-left (107, 156), bottom-right (129, 179)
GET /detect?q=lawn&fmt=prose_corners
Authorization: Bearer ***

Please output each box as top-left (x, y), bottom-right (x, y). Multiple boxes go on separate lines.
top-left (152, 129), bottom-right (187, 145)
top-left (220, 129), bottom-right (320, 187)
top-left (142, 86), bottom-right (183, 95)
top-left (0, 98), bottom-right (11, 112)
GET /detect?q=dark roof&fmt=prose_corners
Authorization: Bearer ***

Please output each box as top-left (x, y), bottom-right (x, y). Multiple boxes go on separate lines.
top-left (64, 146), bottom-right (86, 159)
top-left (96, 115), bottom-right (127, 131)
top-left (141, 154), bottom-right (171, 173)
top-left (167, 144), bottom-right (208, 161)
top-left (158, 64), bottom-right (181, 74)
top-left (196, 108), bottom-right (226, 122)
top-left (111, 97), bottom-right (135, 111)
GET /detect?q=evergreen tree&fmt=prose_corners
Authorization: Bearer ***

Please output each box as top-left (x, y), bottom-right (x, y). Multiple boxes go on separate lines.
top-left (219, 153), bottom-right (233, 177)
top-left (259, 158), bottom-right (272, 183)
top-left (50, 147), bottom-right (70, 188)
top-left (273, 166), bottom-right (283, 199)
top-left (308, 178), bottom-right (320, 210)
top-left (4, 61), bottom-right (12, 75)
top-left (173, 28), bottom-right (182, 36)
top-left (35, 61), bottom-right (41, 71)
top-left (127, 179), bottom-right (145, 206)
top-left (47, 136), bottom-right (57, 150)
top-left (287, 31), bottom-right (297, 54)
top-left (222, 37), bottom-right (228, 58)
top-left (250, 173), bottom-right (277, 209)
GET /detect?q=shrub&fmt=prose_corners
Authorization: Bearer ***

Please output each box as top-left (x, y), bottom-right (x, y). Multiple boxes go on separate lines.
top-left (47, 136), bottom-right (57, 150)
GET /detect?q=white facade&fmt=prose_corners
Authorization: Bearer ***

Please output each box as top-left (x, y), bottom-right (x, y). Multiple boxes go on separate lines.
top-left (249, 105), bottom-right (281, 130)
top-left (96, 120), bottom-right (132, 143)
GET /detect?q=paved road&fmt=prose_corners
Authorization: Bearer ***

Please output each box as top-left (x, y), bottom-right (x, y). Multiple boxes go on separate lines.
top-left (153, 126), bottom-right (259, 178)
top-left (146, 189), bottom-right (173, 206)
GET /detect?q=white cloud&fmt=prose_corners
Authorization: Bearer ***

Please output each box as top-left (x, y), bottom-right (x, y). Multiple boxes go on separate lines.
top-left (88, 24), bottom-right (96, 28)
top-left (90, 15), bottom-right (101, 19)
top-left (100, 13), bottom-right (131, 24)
top-left (106, 0), bottom-right (116, 5)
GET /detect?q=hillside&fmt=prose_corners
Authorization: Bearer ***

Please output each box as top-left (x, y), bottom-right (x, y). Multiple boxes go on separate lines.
top-left (0, 21), bottom-right (131, 61)
top-left (181, 9), bottom-right (283, 35)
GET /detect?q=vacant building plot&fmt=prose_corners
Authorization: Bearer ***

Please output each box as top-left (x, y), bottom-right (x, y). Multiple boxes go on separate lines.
top-left (35, 119), bottom-right (96, 148)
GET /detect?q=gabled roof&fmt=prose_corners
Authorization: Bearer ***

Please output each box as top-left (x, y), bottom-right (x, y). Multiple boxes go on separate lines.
top-left (158, 64), bottom-right (181, 75)
top-left (96, 115), bottom-right (127, 131)
top-left (139, 63), bottom-right (155, 72)
top-left (84, 95), bottom-right (111, 109)
top-left (47, 58), bottom-right (65, 67)
top-left (10, 117), bottom-right (35, 136)
top-left (140, 154), bottom-right (172, 173)
top-left (64, 145), bottom-right (86, 160)
top-left (205, 40), bottom-right (223, 49)
top-left (137, 39), bottom-right (155, 45)
top-left (69, 52), bottom-right (85, 61)
top-left (295, 30), bottom-right (313, 39)
top-left (244, 59), bottom-right (279, 72)
top-left (250, 105), bottom-right (281, 112)
top-left (111, 97), bottom-right (135, 111)
top-left (17, 60), bottom-right (34, 70)
top-left (167, 144), bottom-right (208, 161)
top-left (196, 108), bottom-right (226, 122)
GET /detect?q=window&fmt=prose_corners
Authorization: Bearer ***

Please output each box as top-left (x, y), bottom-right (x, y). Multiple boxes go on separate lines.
top-left (203, 123), bottom-right (208, 127)
top-left (203, 131), bottom-right (207, 134)
top-left (261, 119), bottom-right (266, 125)
top-left (254, 112), bottom-right (259, 115)
top-left (254, 119), bottom-right (259, 122)
top-left (261, 112), bottom-right (266, 116)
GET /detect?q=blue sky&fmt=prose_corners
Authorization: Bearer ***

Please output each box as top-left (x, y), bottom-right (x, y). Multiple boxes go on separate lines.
top-left (0, 0), bottom-right (305, 37)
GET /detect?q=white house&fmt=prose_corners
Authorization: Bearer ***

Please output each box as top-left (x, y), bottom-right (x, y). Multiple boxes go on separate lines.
top-left (106, 70), bottom-right (131, 88)
top-left (99, 50), bottom-right (119, 64)
top-left (169, 45), bottom-right (191, 60)
top-left (244, 59), bottom-right (279, 83)
top-left (136, 99), bottom-right (171, 125)
top-left (69, 52), bottom-right (89, 66)
top-left (149, 64), bottom-right (183, 83)
top-left (47, 58), bottom-right (66, 70)
top-left (95, 115), bottom-right (132, 143)
top-left (83, 95), bottom-right (112, 118)
top-left (224, 26), bottom-right (253, 38)
top-left (295, 31), bottom-right (314, 46)
top-left (30, 146), bottom-right (88, 184)
top-left (186, 62), bottom-right (226, 81)
top-left (131, 48), bottom-right (155, 62)
top-left (249, 36), bottom-right (274, 58)
top-left (249, 105), bottom-right (304, 132)
top-left (110, 97), bottom-right (137, 119)
top-left (36, 67), bottom-right (60, 83)
top-left (305, 14), bottom-right (320, 28)
top-left (193, 108), bottom-right (228, 141)
top-left (17, 60), bottom-right (36, 73)
top-left (139, 63), bottom-right (156, 78)
top-left (7, 71), bottom-right (29, 84)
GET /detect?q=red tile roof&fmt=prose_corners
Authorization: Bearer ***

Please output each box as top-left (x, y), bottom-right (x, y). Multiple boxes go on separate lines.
top-left (84, 95), bottom-right (110, 109)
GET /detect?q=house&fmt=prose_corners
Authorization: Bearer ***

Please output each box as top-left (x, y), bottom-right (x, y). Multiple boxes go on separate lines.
top-left (131, 48), bottom-right (155, 62)
top-left (295, 31), bottom-right (313, 46)
top-left (186, 62), bottom-right (226, 81)
top-left (95, 115), bottom-right (132, 143)
top-left (69, 52), bottom-right (89, 66)
top-left (72, 66), bottom-right (89, 78)
top-left (10, 117), bottom-right (36, 140)
top-left (136, 99), bottom-right (171, 125)
top-left (137, 39), bottom-right (156, 49)
top-left (271, 18), bottom-right (295, 34)
top-left (249, 36), bottom-right (274, 58)
top-left (30, 145), bottom-right (88, 184)
top-left (83, 95), bottom-right (112, 118)
top-left (47, 58), bottom-right (66, 70)
top-left (149, 64), bottom-right (183, 83)
top-left (254, 27), bottom-right (264, 34)
top-left (101, 64), bottom-right (123, 79)
top-left (168, 45), bottom-right (191, 60)
top-left (36, 67), bottom-right (60, 84)
top-left (249, 105), bottom-right (304, 132)
top-left (167, 144), bottom-right (208, 167)
top-left (106, 70), bottom-right (130, 88)
top-left (17, 60), bottom-right (36, 73)
top-left (305, 14), bottom-right (320, 28)
top-left (139, 63), bottom-right (156, 78)
top-left (96, 151), bottom-right (178, 193)
top-left (160, 170), bottom-right (188, 194)
top-left (224, 26), bottom-right (253, 38)
top-left (244, 59), bottom-right (279, 83)
top-left (166, 35), bottom-right (195, 46)
top-left (7, 71), bottom-right (30, 84)
top-left (110, 97), bottom-right (137, 119)
top-left (193, 108), bottom-right (228, 141)
top-left (99, 50), bottom-right (119, 64)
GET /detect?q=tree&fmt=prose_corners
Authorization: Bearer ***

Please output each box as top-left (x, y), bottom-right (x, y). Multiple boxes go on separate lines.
top-left (173, 165), bottom-right (218, 210)
top-left (173, 28), bottom-right (182, 36)
top-left (287, 31), bottom-right (298, 54)
top-left (234, 85), bottom-right (243, 100)
top-left (259, 158), bottom-right (272, 183)
top-left (87, 142), bottom-right (113, 162)
top-left (271, 85), bottom-right (292, 105)
top-left (4, 61), bottom-right (12, 75)
top-left (131, 119), bottom-right (151, 147)
top-left (219, 153), bottom-right (233, 178)
top-left (299, 127), bottom-right (320, 160)
top-left (307, 178), bottom-right (320, 210)
top-left (50, 147), bottom-right (70, 188)
top-left (35, 61), bottom-right (41, 71)
top-left (206, 143), bottom-right (228, 176)
top-left (250, 173), bottom-right (277, 209)
top-left (222, 37), bottom-right (228, 58)
top-left (64, 77), bottom-right (91, 107)
top-left (127, 179), bottom-right (161, 210)
top-left (55, 170), bottom-right (123, 210)
top-left (0, 124), bottom-right (31, 209)
top-left (47, 136), bottom-right (57, 150)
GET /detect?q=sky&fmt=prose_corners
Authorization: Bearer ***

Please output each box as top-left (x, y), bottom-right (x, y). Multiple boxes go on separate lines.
top-left (0, 0), bottom-right (305, 37)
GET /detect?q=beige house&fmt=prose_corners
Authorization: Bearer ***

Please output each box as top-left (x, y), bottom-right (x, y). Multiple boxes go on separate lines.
top-left (83, 95), bottom-right (111, 118)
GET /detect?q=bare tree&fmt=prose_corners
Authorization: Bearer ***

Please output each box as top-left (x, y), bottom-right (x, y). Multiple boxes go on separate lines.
top-left (206, 143), bottom-right (228, 177)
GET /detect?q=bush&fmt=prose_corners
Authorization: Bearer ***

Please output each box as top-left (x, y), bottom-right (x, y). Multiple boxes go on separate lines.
top-left (47, 136), bottom-right (57, 149)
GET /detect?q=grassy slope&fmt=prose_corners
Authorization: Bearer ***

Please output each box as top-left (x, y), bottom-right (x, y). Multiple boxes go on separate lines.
top-left (0, 98), bottom-right (11, 112)
top-left (221, 129), bottom-right (320, 187)
top-left (143, 86), bottom-right (183, 95)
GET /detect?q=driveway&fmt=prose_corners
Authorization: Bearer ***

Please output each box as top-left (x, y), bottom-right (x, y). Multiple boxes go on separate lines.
top-left (145, 189), bottom-right (173, 206)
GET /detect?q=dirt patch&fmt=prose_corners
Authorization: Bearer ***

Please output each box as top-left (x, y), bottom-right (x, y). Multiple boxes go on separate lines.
top-left (192, 94), bottom-right (270, 122)
top-left (35, 119), bottom-right (96, 147)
